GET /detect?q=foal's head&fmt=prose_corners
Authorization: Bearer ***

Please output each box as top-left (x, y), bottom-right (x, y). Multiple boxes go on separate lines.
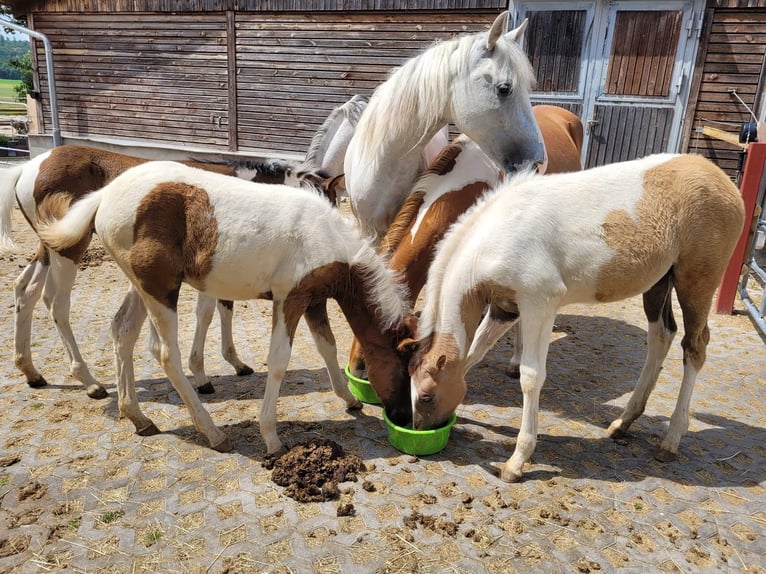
top-left (401, 332), bottom-right (466, 430)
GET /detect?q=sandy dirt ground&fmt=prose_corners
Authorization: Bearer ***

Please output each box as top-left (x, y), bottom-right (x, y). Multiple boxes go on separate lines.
top-left (0, 171), bottom-right (764, 573)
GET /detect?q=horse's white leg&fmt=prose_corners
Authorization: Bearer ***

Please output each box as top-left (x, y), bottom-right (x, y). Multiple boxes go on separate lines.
top-left (188, 292), bottom-right (216, 393)
top-left (216, 299), bottom-right (253, 376)
top-left (465, 304), bottom-right (519, 374)
top-left (304, 301), bottom-right (360, 409)
top-left (13, 257), bottom-right (48, 387)
top-left (260, 300), bottom-right (297, 454)
top-left (607, 276), bottom-right (676, 439)
top-left (112, 287), bottom-right (157, 435)
top-left (43, 251), bottom-right (107, 398)
top-left (147, 320), bottom-right (161, 364)
top-left (657, 276), bottom-right (714, 461)
top-left (501, 304), bottom-right (558, 483)
top-left (145, 296), bottom-right (231, 452)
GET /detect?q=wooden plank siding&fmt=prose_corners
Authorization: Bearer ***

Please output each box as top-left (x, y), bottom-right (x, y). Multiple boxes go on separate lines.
top-left (25, 6), bottom-right (503, 157)
top-left (684, 7), bottom-right (766, 176)
top-left (10, 0), bottom-right (506, 12)
top-left (32, 13), bottom-right (231, 149)
top-left (234, 12), bottom-right (498, 155)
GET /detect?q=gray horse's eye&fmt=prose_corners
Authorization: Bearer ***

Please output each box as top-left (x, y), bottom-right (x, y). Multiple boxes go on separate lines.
top-left (419, 394), bottom-right (433, 404)
top-left (496, 82), bottom-right (512, 97)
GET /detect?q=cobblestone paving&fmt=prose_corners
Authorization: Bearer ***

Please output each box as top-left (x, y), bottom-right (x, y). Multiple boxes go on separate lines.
top-left (0, 203), bottom-right (764, 574)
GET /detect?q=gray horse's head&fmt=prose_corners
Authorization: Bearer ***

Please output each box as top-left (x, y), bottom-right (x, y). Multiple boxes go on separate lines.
top-left (449, 12), bottom-right (546, 173)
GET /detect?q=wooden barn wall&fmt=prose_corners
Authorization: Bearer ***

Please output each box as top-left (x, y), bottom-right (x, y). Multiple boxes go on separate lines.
top-left (233, 11), bottom-right (498, 155)
top-left (684, 7), bottom-right (766, 177)
top-left (15, 0), bottom-right (506, 13)
top-left (28, 7), bottom-right (503, 156)
top-left (32, 13), bottom-right (231, 149)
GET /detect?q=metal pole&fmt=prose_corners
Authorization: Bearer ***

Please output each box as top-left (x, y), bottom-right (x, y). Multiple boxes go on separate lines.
top-left (1, 19), bottom-right (61, 146)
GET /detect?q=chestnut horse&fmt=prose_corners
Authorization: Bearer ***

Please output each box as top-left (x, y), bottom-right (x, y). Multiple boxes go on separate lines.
top-left (348, 105), bottom-right (583, 378)
top-left (0, 145), bottom-right (328, 399)
top-left (38, 161), bottom-right (415, 452)
top-left (404, 153), bottom-right (744, 482)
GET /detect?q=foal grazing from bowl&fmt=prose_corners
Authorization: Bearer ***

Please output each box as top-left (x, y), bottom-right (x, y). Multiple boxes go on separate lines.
top-left (344, 10), bottom-right (545, 239)
top-left (0, 145), bottom-right (326, 398)
top-left (405, 154), bottom-right (745, 482)
top-left (38, 161), bottom-right (415, 452)
top-left (348, 104), bottom-right (584, 378)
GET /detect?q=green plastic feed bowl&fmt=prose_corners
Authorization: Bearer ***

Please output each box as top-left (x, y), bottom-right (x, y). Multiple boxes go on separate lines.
top-left (345, 363), bottom-right (382, 405)
top-left (383, 410), bottom-right (457, 456)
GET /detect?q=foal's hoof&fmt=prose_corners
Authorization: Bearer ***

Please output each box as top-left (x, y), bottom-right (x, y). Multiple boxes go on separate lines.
top-left (27, 376), bottom-right (48, 389)
top-left (346, 399), bottom-right (363, 411)
top-left (236, 365), bottom-right (254, 377)
top-left (499, 465), bottom-right (523, 483)
top-left (211, 435), bottom-right (233, 453)
top-left (653, 448), bottom-right (678, 463)
top-left (137, 422), bottom-right (161, 436)
top-left (196, 382), bottom-right (216, 394)
top-left (86, 384), bottom-right (108, 399)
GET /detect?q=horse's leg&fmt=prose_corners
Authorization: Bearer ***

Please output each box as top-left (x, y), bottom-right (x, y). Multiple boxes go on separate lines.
top-left (14, 253), bottom-right (49, 387)
top-left (144, 294), bottom-right (231, 452)
top-left (112, 286), bottom-right (158, 436)
top-left (187, 292), bottom-right (217, 394)
top-left (347, 337), bottom-right (367, 379)
top-left (216, 299), bottom-right (253, 377)
top-left (501, 303), bottom-right (558, 483)
top-left (607, 272), bottom-right (676, 440)
top-left (43, 251), bottom-right (107, 398)
top-left (260, 299), bottom-right (301, 454)
top-left (656, 272), bottom-right (716, 462)
top-left (465, 304), bottom-right (519, 374)
top-left (508, 322), bottom-right (523, 378)
top-left (304, 300), bottom-right (361, 409)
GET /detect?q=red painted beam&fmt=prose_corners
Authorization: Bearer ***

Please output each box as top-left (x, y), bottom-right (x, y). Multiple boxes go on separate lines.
top-left (715, 142), bottom-right (766, 314)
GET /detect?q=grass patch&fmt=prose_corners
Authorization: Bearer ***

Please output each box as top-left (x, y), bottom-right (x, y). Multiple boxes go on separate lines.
top-left (0, 79), bottom-right (22, 100)
top-left (98, 509), bottom-right (124, 525)
top-left (144, 528), bottom-right (164, 546)
top-left (0, 79), bottom-right (26, 116)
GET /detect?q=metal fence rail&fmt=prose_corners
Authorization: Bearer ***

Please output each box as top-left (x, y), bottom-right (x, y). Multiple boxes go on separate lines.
top-left (740, 210), bottom-right (766, 337)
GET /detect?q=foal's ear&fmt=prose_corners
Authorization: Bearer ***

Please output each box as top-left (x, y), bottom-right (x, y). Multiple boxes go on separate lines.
top-left (325, 174), bottom-right (345, 194)
top-left (397, 338), bottom-right (418, 354)
top-left (436, 354), bottom-right (447, 371)
top-left (403, 313), bottom-right (419, 339)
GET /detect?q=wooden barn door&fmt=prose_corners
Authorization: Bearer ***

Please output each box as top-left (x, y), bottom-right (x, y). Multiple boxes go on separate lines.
top-left (583, 2), bottom-right (701, 167)
top-left (514, 0), bottom-right (704, 168)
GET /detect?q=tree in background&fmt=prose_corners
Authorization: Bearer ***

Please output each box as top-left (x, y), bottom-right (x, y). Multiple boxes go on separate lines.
top-left (1, 4), bottom-right (32, 101)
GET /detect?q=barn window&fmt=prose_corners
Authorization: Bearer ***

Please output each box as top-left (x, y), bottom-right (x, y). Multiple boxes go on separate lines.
top-left (604, 10), bottom-right (683, 97)
top-left (525, 10), bottom-right (586, 94)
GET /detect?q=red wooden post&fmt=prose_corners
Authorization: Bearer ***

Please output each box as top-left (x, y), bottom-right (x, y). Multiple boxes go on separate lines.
top-left (715, 142), bottom-right (766, 314)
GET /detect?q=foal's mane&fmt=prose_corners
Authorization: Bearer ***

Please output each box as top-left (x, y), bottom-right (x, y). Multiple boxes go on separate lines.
top-left (192, 157), bottom-right (293, 179)
top-left (378, 141), bottom-right (464, 257)
top-left (347, 235), bottom-right (411, 331)
top-left (304, 95), bottom-right (368, 167)
top-left (416, 168), bottom-right (538, 339)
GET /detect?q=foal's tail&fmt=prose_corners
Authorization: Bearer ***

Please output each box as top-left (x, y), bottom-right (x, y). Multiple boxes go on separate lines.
top-left (37, 189), bottom-right (103, 252)
top-left (0, 164), bottom-right (23, 252)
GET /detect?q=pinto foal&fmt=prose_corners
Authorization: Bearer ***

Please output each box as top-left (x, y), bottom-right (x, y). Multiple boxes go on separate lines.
top-left (0, 144), bottom-right (327, 398)
top-left (38, 161), bottom-right (415, 452)
top-left (405, 153), bottom-right (745, 482)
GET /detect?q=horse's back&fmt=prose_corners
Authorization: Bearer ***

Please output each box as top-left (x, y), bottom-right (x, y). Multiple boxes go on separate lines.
top-left (449, 153), bottom-right (744, 303)
top-left (533, 105), bottom-right (583, 173)
top-left (96, 161), bottom-right (356, 299)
